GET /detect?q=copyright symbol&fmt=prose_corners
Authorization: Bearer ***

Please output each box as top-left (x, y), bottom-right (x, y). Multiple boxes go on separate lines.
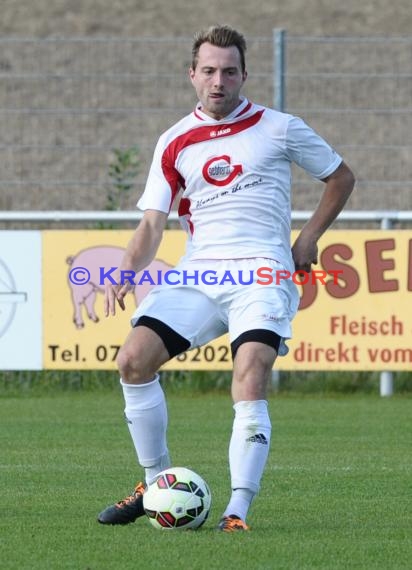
top-left (69, 267), bottom-right (91, 285)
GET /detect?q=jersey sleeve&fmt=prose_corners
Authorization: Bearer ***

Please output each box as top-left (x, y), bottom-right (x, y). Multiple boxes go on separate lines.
top-left (285, 116), bottom-right (342, 180)
top-left (137, 136), bottom-right (180, 213)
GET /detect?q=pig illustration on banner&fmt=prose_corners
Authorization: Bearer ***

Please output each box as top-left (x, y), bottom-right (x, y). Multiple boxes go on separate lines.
top-left (67, 246), bottom-right (171, 329)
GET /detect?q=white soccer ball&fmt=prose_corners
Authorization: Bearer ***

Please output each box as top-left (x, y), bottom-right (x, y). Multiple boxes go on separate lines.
top-left (143, 467), bottom-right (212, 530)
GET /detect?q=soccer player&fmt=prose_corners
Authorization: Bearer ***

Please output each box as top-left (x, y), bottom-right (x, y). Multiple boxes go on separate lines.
top-left (97, 25), bottom-right (355, 532)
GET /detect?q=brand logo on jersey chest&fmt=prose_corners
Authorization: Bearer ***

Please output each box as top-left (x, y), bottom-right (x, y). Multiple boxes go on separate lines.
top-left (210, 127), bottom-right (231, 138)
top-left (202, 155), bottom-right (243, 187)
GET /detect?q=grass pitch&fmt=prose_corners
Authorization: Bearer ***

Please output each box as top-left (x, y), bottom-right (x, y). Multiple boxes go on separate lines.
top-left (1, 391), bottom-right (411, 570)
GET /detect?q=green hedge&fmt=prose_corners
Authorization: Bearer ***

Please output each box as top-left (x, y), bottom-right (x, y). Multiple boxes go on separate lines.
top-left (0, 369), bottom-right (411, 397)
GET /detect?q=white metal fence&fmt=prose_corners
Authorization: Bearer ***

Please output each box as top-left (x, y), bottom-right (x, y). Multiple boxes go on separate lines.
top-left (0, 34), bottom-right (411, 212)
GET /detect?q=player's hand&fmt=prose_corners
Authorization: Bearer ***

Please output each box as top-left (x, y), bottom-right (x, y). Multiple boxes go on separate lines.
top-left (291, 234), bottom-right (318, 273)
top-left (104, 281), bottom-right (133, 317)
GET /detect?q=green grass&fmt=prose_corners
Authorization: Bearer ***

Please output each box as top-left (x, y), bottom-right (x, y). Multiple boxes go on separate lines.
top-left (1, 392), bottom-right (411, 569)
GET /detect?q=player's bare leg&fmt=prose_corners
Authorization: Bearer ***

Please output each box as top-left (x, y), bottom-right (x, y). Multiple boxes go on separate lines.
top-left (219, 342), bottom-right (277, 532)
top-left (231, 341), bottom-right (276, 402)
top-left (117, 324), bottom-right (170, 384)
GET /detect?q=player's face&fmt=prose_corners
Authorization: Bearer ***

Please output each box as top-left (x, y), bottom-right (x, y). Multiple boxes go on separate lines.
top-left (189, 43), bottom-right (247, 120)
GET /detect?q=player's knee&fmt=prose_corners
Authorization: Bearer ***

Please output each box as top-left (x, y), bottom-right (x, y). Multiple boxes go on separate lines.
top-left (234, 350), bottom-right (275, 383)
top-left (117, 345), bottom-right (155, 384)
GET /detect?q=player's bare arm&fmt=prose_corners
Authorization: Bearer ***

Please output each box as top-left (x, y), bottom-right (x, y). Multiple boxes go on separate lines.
top-left (292, 161), bottom-right (355, 272)
top-left (104, 209), bottom-right (168, 316)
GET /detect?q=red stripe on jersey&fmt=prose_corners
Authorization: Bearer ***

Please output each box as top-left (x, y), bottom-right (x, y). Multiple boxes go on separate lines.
top-left (194, 109), bottom-right (205, 120)
top-left (161, 108), bottom-right (265, 210)
top-left (160, 156), bottom-right (182, 211)
top-left (235, 101), bottom-right (252, 117)
top-left (178, 197), bottom-right (194, 235)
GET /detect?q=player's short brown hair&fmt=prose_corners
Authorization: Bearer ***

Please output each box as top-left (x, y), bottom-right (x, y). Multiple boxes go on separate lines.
top-left (191, 25), bottom-right (247, 73)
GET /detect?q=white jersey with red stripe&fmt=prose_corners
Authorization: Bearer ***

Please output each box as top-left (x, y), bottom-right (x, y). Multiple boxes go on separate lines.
top-left (137, 98), bottom-right (342, 271)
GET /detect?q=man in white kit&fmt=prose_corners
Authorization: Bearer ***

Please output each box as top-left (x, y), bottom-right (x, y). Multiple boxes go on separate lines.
top-left (98, 25), bottom-right (355, 532)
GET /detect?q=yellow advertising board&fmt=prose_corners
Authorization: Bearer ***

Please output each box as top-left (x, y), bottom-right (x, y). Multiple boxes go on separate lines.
top-left (43, 230), bottom-right (412, 371)
top-left (43, 230), bottom-right (184, 370)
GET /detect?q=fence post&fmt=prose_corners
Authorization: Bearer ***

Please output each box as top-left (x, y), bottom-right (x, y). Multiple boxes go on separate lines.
top-left (380, 371), bottom-right (394, 397)
top-left (272, 29), bottom-right (285, 392)
top-left (379, 215), bottom-right (394, 396)
top-left (273, 28), bottom-right (286, 112)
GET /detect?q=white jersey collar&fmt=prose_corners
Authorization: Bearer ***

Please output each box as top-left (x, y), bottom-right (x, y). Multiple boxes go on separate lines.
top-left (194, 97), bottom-right (252, 122)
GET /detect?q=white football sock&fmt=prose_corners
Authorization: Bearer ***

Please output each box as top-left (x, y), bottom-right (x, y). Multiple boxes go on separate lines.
top-left (121, 375), bottom-right (171, 485)
top-left (223, 488), bottom-right (255, 522)
top-left (224, 400), bottom-right (271, 520)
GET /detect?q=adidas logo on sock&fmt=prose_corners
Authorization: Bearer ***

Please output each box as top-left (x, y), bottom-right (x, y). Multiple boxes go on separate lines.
top-left (246, 433), bottom-right (268, 445)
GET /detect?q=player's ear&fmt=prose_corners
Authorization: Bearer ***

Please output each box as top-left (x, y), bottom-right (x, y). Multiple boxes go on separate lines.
top-left (189, 67), bottom-right (195, 82)
top-left (242, 70), bottom-right (248, 83)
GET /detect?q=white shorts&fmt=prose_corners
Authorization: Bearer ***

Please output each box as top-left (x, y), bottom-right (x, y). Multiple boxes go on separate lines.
top-left (131, 258), bottom-right (300, 357)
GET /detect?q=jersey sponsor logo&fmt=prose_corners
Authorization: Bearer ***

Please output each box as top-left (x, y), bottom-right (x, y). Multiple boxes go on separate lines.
top-left (202, 155), bottom-right (243, 187)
